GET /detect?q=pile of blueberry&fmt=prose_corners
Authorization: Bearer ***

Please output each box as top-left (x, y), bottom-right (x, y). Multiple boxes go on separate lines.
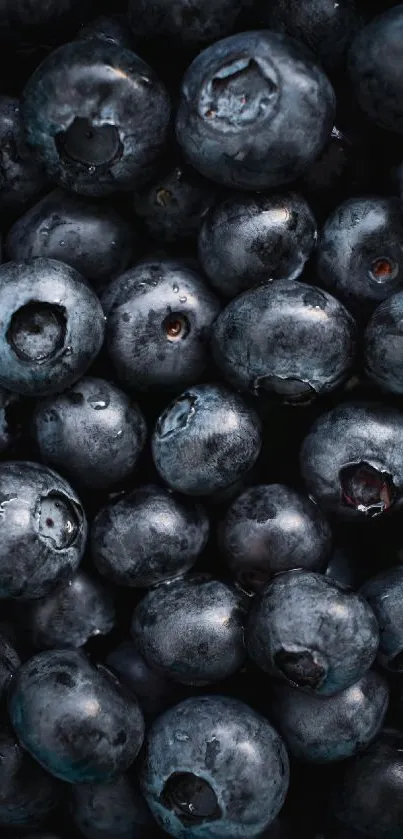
top-left (3, 1), bottom-right (403, 838)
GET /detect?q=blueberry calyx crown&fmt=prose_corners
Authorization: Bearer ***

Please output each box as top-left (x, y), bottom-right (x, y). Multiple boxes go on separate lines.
top-left (340, 461), bottom-right (395, 516)
top-left (161, 772), bottom-right (221, 826)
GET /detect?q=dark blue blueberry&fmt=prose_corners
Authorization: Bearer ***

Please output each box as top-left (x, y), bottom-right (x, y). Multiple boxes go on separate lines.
top-left (133, 162), bottom-right (217, 245)
top-left (198, 192), bottom-right (317, 299)
top-left (212, 280), bottom-right (356, 404)
top-left (106, 640), bottom-right (179, 718)
top-left (329, 729), bottom-right (403, 838)
top-left (361, 567), bottom-right (403, 673)
top-left (131, 574), bottom-right (247, 685)
top-left (6, 189), bottom-right (135, 289)
top-left (300, 402), bottom-right (403, 519)
top-left (176, 31), bottom-right (335, 190)
top-left (270, 670), bottom-right (388, 764)
top-left (31, 377), bottom-right (147, 491)
top-left (8, 649), bottom-right (145, 784)
top-left (316, 197), bottom-right (403, 310)
top-left (91, 484), bottom-right (209, 588)
top-left (364, 291), bottom-right (403, 395)
top-left (0, 631), bottom-right (20, 699)
top-left (128, 0), bottom-right (254, 50)
top-left (0, 96), bottom-right (47, 214)
top-left (0, 461), bottom-right (87, 600)
top-left (0, 722), bottom-right (60, 828)
top-left (70, 772), bottom-right (153, 839)
top-left (246, 570), bottom-right (379, 695)
top-left (23, 569), bottom-right (116, 650)
top-left (220, 485), bottom-right (332, 592)
top-left (103, 258), bottom-right (220, 393)
top-left (151, 383), bottom-right (262, 495)
top-left (21, 39), bottom-right (171, 196)
top-left (348, 5), bottom-right (403, 134)
top-left (258, 0), bottom-right (361, 73)
top-left (0, 258), bottom-right (105, 397)
top-left (77, 15), bottom-right (137, 51)
top-left (140, 695), bottom-right (289, 838)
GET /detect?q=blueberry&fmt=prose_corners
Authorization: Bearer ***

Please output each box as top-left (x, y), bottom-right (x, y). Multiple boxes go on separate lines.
top-left (77, 15), bottom-right (137, 51)
top-left (152, 383), bottom-right (262, 495)
top-left (246, 570), bottom-right (379, 695)
top-left (220, 484), bottom-right (332, 592)
top-left (31, 377), bottom-right (147, 491)
top-left (23, 569), bottom-right (116, 650)
top-left (364, 291), bottom-right (403, 395)
top-left (133, 163), bottom-right (217, 245)
top-left (0, 722), bottom-right (60, 828)
top-left (106, 640), bottom-right (179, 718)
top-left (6, 189), bottom-right (135, 289)
top-left (0, 259), bottom-right (104, 396)
top-left (348, 5), bottom-right (403, 134)
top-left (128, 0), bottom-right (254, 50)
top-left (258, 0), bottom-right (361, 73)
top-left (140, 695), bottom-right (289, 838)
top-left (0, 631), bottom-right (20, 698)
top-left (212, 280), bottom-right (356, 403)
top-left (0, 96), bottom-right (47, 214)
top-left (8, 649), bottom-right (145, 784)
top-left (0, 461), bottom-right (87, 600)
top-left (329, 729), bottom-right (403, 838)
top-left (198, 192), bottom-right (317, 299)
top-left (361, 566), bottom-right (403, 672)
top-left (316, 197), bottom-right (403, 311)
top-left (270, 670), bottom-right (388, 764)
top-left (300, 401), bottom-right (403, 519)
top-left (131, 574), bottom-right (246, 685)
top-left (103, 258), bottom-right (220, 393)
top-left (70, 773), bottom-right (152, 839)
top-left (176, 31), bottom-right (335, 190)
top-left (21, 39), bottom-right (171, 196)
top-left (91, 484), bottom-right (209, 587)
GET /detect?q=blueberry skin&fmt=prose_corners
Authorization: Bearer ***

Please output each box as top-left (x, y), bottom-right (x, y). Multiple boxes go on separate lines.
top-left (152, 383), bottom-right (262, 496)
top-left (133, 163), bottom-right (217, 245)
top-left (6, 189), bottom-right (135, 289)
top-left (21, 39), bottom-right (171, 196)
top-left (198, 193), bottom-right (317, 299)
top-left (31, 377), bottom-right (147, 491)
top-left (258, 0), bottom-right (361, 73)
top-left (246, 570), bottom-right (379, 695)
top-left (0, 259), bottom-right (105, 397)
top-left (103, 258), bottom-right (220, 393)
top-left (77, 15), bottom-right (136, 51)
top-left (300, 402), bottom-right (403, 519)
top-left (348, 6), bottom-right (403, 134)
top-left (0, 631), bottom-right (20, 698)
top-left (364, 291), bottom-right (403, 395)
top-left (91, 485), bottom-right (209, 588)
top-left (317, 197), bottom-right (403, 310)
top-left (23, 570), bottom-right (116, 650)
top-left (361, 567), bottom-right (403, 673)
top-left (270, 670), bottom-right (389, 764)
top-left (0, 722), bottom-right (60, 828)
top-left (220, 485), bottom-right (332, 592)
top-left (128, 0), bottom-right (253, 50)
top-left (0, 96), bottom-right (47, 214)
top-left (176, 31), bottom-right (335, 191)
top-left (107, 641), bottom-right (178, 718)
top-left (140, 695), bottom-right (289, 839)
top-left (131, 575), bottom-right (247, 685)
top-left (70, 773), bottom-right (152, 839)
top-left (212, 280), bottom-right (356, 403)
top-left (0, 461), bottom-right (87, 600)
top-left (329, 729), bottom-right (403, 838)
top-left (8, 649), bottom-right (145, 784)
